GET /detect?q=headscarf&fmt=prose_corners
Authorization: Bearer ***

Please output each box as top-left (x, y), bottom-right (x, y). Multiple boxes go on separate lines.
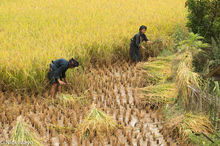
top-left (69, 58), bottom-right (79, 67)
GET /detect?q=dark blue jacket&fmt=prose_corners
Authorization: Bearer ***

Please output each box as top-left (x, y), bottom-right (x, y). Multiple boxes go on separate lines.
top-left (130, 32), bottom-right (149, 48)
top-left (50, 59), bottom-right (69, 79)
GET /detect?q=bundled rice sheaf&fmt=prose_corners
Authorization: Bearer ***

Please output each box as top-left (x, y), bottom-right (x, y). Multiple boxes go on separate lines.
top-left (76, 105), bottom-right (118, 139)
top-left (139, 82), bottom-right (178, 105)
top-left (10, 116), bottom-right (43, 146)
top-left (162, 113), bottom-right (215, 144)
top-left (58, 93), bottom-right (89, 107)
top-left (175, 52), bottom-right (201, 108)
top-left (137, 55), bottom-right (174, 85)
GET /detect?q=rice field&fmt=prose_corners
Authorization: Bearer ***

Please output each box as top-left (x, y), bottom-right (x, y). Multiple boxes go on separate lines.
top-left (0, 0), bottom-right (201, 145)
top-left (0, 61), bottom-right (174, 145)
top-left (0, 0), bottom-right (187, 92)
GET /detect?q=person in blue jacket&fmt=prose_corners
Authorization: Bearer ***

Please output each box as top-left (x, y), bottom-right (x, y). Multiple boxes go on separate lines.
top-left (130, 25), bottom-right (152, 62)
top-left (48, 58), bottom-right (79, 97)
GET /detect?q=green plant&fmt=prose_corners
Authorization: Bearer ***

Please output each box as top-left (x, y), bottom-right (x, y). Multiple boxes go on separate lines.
top-left (172, 25), bottom-right (189, 45)
top-left (189, 131), bottom-right (220, 145)
top-left (187, 0), bottom-right (220, 43)
top-left (178, 33), bottom-right (209, 53)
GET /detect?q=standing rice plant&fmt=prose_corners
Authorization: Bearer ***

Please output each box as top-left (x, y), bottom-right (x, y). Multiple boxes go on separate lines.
top-left (0, 0), bottom-right (187, 92)
top-left (141, 36), bottom-right (175, 60)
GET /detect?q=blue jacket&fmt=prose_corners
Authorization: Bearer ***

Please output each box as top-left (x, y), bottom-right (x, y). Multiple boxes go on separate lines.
top-left (130, 32), bottom-right (149, 48)
top-left (50, 59), bottom-right (70, 79)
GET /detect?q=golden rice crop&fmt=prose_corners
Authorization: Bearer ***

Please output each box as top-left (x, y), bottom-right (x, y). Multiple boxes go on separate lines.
top-left (0, 0), bottom-right (187, 92)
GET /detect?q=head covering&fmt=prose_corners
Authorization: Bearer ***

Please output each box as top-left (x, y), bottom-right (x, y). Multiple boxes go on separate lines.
top-left (139, 25), bottom-right (147, 31)
top-left (69, 58), bottom-right (79, 67)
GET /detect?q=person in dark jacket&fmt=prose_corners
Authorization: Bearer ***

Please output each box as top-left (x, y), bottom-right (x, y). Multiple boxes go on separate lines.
top-left (48, 58), bottom-right (79, 97)
top-left (130, 25), bottom-right (152, 62)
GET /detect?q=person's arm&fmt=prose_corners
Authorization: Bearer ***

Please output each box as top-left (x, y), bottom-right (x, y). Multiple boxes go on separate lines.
top-left (62, 72), bottom-right (70, 84)
top-left (54, 65), bottom-right (67, 85)
top-left (143, 34), bottom-right (149, 42)
top-left (144, 34), bottom-right (152, 44)
top-left (62, 71), bottom-right (66, 79)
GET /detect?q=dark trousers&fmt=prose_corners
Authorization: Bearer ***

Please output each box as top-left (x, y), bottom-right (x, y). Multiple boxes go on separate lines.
top-left (129, 45), bottom-right (142, 62)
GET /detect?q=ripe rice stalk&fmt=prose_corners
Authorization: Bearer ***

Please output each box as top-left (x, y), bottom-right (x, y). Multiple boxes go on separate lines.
top-left (76, 104), bottom-right (118, 139)
top-left (17, 94), bottom-right (22, 104)
top-left (51, 124), bottom-right (76, 135)
top-left (147, 138), bottom-right (151, 146)
top-left (58, 93), bottom-right (89, 107)
top-left (142, 132), bottom-right (146, 141)
top-left (67, 136), bottom-right (73, 145)
top-left (59, 134), bottom-right (65, 146)
top-left (49, 137), bottom-right (53, 145)
top-left (128, 112), bottom-right (132, 124)
top-left (137, 137), bottom-right (141, 146)
top-left (142, 37), bottom-right (170, 59)
top-left (137, 55), bottom-right (174, 85)
top-left (122, 127), bottom-right (126, 136)
top-left (139, 82), bottom-right (178, 105)
top-left (175, 51), bottom-right (202, 108)
top-left (10, 116), bottom-right (43, 146)
top-left (0, 0), bottom-right (186, 92)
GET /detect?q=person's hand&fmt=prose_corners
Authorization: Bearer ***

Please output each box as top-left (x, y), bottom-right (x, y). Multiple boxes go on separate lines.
top-left (59, 81), bottom-right (66, 85)
top-left (141, 45), bottom-right (145, 49)
top-left (147, 41), bottom-right (152, 45)
top-left (58, 79), bottom-right (66, 85)
top-left (66, 82), bottom-right (71, 85)
top-left (64, 78), bottom-right (71, 85)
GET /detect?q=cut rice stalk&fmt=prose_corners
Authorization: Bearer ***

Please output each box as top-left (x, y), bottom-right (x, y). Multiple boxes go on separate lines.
top-left (139, 82), bottom-right (178, 105)
top-left (10, 116), bottom-right (43, 146)
top-left (76, 104), bottom-right (118, 139)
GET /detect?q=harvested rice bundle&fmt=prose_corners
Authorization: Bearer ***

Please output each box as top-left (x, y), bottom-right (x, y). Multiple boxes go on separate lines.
top-left (10, 116), bottom-right (43, 146)
top-left (162, 113), bottom-right (215, 144)
top-left (136, 56), bottom-right (174, 86)
top-left (58, 93), bottom-right (89, 107)
top-left (175, 52), bottom-right (201, 108)
top-left (139, 82), bottom-right (178, 105)
top-left (76, 104), bottom-right (118, 140)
